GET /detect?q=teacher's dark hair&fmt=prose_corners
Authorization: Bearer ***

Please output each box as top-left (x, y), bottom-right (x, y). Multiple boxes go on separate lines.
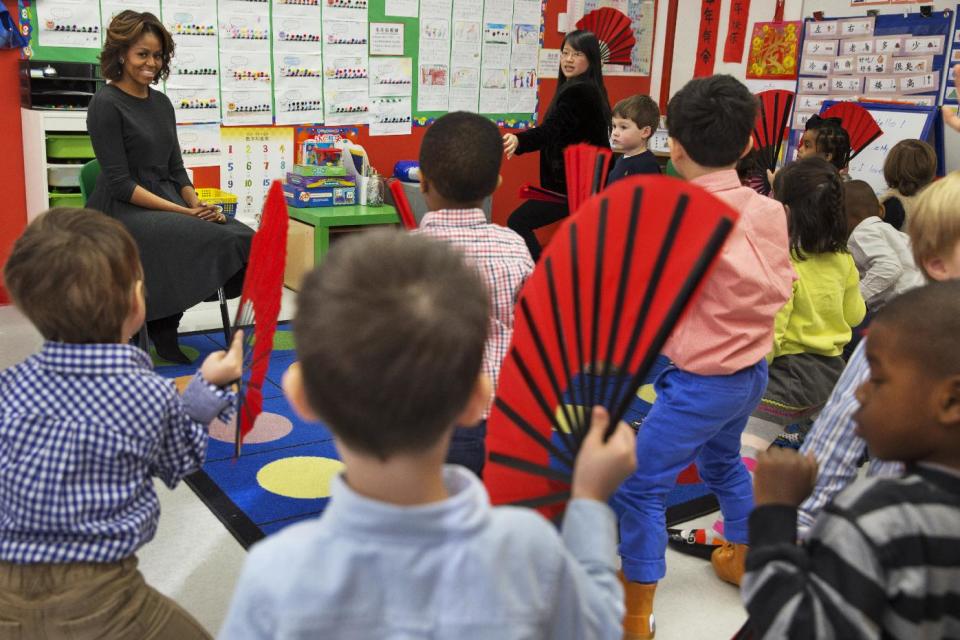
top-left (100, 10), bottom-right (174, 83)
top-left (550, 30), bottom-right (612, 123)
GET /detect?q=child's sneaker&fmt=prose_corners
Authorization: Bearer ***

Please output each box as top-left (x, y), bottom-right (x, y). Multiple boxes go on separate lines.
top-left (619, 572), bottom-right (656, 639)
top-left (711, 542), bottom-right (749, 586)
top-left (666, 527), bottom-right (725, 560)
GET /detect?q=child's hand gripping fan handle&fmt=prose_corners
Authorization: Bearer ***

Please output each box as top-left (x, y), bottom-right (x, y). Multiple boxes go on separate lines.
top-left (200, 330), bottom-right (245, 387)
top-left (571, 406), bottom-right (638, 502)
top-left (753, 447), bottom-right (819, 508)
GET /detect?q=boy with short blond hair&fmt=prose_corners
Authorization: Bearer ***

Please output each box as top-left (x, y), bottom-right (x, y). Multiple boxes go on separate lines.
top-left (608, 94), bottom-right (661, 185)
top-left (220, 230), bottom-right (637, 639)
top-left (0, 207), bottom-right (243, 639)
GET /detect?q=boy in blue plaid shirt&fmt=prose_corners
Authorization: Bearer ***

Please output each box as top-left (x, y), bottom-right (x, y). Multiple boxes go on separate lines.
top-left (0, 208), bottom-right (243, 639)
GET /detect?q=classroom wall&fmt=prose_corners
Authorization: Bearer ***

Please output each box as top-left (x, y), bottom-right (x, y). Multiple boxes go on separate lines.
top-left (0, 0), bottom-right (28, 304)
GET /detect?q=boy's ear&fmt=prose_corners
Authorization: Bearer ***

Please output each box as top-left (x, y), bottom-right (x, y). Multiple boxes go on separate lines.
top-left (640, 125), bottom-right (653, 140)
top-left (739, 136), bottom-right (754, 159)
top-left (922, 256), bottom-right (949, 282)
top-left (935, 375), bottom-right (960, 426)
top-left (419, 175), bottom-right (430, 195)
top-left (456, 372), bottom-right (492, 428)
top-left (282, 362), bottom-right (320, 421)
top-left (496, 174), bottom-right (503, 190)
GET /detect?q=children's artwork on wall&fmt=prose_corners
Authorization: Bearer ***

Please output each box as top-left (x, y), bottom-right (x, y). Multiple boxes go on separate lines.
top-left (746, 21), bottom-right (801, 80)
top-left (36, 0), bottom-right (100, 48)
top-left (220, 126), bottom-right (293, 226)
top-left (178, 123), bottom-right (223, 167)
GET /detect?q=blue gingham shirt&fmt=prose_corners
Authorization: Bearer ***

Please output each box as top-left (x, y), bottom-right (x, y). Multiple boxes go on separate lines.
top-left (0, 342), bottom-right (234, 563)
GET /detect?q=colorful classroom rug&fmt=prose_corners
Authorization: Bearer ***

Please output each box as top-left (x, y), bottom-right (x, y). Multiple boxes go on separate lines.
top-left (158, 326), bottom-right (718, 549)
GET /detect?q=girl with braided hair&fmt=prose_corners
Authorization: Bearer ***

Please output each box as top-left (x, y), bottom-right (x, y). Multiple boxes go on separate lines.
top-left (671, 157), bottom-right (866, 586)
top-left (797, 114), bottom-right (851, 172)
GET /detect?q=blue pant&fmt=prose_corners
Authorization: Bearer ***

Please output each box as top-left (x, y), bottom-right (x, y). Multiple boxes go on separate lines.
top-left (614, 360), bottom-right (768, 583)
top-left (446, 420), bottom-right (486, 478)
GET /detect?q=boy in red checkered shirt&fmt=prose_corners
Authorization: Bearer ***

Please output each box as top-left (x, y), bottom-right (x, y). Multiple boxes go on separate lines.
top-left (414, 112), bottom-right (535, 477)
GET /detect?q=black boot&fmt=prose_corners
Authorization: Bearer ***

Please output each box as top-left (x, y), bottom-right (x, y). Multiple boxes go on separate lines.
top-left (147, 313), bottom-right (192, 364)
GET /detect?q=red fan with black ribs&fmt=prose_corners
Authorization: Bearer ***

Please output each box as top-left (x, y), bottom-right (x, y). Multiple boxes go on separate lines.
top-left (821, 102), bottom-right (883, 161)
top-left (233, 180), bottom-right (289, 457)
top-left (485, 175), bottom-right (739, 510)
top-left (517, 143), bottom-right (612, 209)
top-left (576, 8), bottom-right (636, 65)
top-left (752, 90), bottom-right (794, 173)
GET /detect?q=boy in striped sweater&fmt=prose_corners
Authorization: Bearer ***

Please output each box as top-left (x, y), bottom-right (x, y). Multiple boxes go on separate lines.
top-left (742, 280), bottom-right (960, 639)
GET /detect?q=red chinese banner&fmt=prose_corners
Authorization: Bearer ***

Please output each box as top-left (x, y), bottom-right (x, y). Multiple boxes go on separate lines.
top-left (694, 0), bottom-right (722, 77)
top-left (723, 0), bottom-right (751, 63)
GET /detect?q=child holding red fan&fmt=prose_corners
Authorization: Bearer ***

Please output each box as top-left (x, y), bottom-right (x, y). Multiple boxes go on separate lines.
top-left (0, 208), bottom-right (242, 639)
top-left (414, 112), bottom-right (535, 477)
top-left (614, 75), bottom-right (796, 640)
top-left (220, 230), bottom-right (637, 639)
top-left (796, 115), bottom-right (852, 172)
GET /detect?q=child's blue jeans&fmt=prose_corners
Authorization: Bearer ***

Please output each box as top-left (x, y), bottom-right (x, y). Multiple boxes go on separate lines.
top-left (614, 360), bottom-right (768, 583)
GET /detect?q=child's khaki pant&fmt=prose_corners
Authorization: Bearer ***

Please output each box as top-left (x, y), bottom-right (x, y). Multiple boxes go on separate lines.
top-left (0, 556), bottom-right (211, 640)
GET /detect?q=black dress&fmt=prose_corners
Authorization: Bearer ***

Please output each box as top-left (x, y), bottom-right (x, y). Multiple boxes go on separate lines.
top-left (86, 84), bottom-right (253, 322)
top-left (508, 79), bottom-right (611, 260)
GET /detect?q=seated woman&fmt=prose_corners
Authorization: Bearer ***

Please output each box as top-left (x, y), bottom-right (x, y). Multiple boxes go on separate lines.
top-left (86, 10), bottom-right (253, 363)
top-left (502, 30), bottom-right (611, 261)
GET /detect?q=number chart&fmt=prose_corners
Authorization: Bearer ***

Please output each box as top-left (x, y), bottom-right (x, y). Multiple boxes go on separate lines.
top-left (220, 126), bottom-right (295, 226)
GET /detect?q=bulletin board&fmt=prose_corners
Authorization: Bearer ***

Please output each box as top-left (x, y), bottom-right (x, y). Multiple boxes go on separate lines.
top-left (788, 9), bottom-right (954, 159)
top-left (21, 0), bottom-right (542, 129)
top-left (943, 3), bottom-right (960, 104)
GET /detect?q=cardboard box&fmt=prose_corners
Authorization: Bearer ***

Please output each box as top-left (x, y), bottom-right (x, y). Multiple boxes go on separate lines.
top-left (285, 172), bottom-right (354, 190)
top-left (284, 219), bottom-right (315, 290)
top-left (283, 183), bottom-right (357, 208)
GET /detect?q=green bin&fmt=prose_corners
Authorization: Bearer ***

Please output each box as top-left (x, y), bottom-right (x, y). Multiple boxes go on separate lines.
top-left (48, 192), bottom-right (85, 208)
top-left (46, 135), bottom-right (95, 160)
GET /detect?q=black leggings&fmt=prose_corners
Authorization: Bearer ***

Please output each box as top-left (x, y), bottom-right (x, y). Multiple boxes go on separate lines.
top-left (507, 200), bottom-right (569, 261)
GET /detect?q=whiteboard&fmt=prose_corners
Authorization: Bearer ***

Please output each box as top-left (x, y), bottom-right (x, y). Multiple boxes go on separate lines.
top-left (823, 102), bottom-right (936, 195)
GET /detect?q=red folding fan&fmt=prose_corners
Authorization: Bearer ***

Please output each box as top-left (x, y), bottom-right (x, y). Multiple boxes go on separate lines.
top-left (233, 181), bottom-right (289, 456)
top-left (576, 8), bottom-right (636, 65)
top-left (565, 143), bottom-right (613, 214)
top-left (387, 178), bottom-right (418, 230)
top-left (485, 175), bottom-right (739, 511)
top-left (519, 183), bottom-right (565, 204)
top-left (752, 90), bottom-right (794, 173)
top-left (821, 102), bottom-right (883, 161)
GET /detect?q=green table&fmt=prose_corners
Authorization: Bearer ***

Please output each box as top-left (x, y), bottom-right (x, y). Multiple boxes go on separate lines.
top-left (287, 204), bottom-right (399, 265)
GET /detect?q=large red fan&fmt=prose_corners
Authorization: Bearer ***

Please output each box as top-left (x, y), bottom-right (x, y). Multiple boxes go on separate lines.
top-left (576, 8), bottom-right (636, 65)
top-left (821, 102), bottom-right (883, 161)
top-left (485, 175), bottom-right (739, 511)
top-left (752, 90), bottom-right (794, 173)
top-left (233, 181), bottom-right (289, 456)
top-left (565, 143), bottom-right (613, 214)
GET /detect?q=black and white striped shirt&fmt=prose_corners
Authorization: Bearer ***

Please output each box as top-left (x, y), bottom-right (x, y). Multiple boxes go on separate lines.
top-left (742, 463), bottom-right (960, 639)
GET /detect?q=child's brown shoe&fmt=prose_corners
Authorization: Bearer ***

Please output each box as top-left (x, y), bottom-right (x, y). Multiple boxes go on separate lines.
top-left (711, 542), bottom-right (748, 586)
top-left (619, 571), bottom-right (656, 639)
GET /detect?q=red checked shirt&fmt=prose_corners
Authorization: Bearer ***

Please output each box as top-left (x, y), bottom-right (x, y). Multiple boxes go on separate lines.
top-left (416, 209), bottom-right (534, 413)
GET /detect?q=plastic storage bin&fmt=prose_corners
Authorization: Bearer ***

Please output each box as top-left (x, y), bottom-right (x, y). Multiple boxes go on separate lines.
top-left (47, 163), bottom-right (82, 188)
top-left (195, 188), bottom-right (238, 218)
top-left (48, 192), bottom-right (84, 208)
top-left (45, 134), bottom-right (94, 160)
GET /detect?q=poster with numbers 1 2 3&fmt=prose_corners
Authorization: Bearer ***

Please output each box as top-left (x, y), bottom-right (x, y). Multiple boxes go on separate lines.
top-left (220, 127), bottom-right (295, 227)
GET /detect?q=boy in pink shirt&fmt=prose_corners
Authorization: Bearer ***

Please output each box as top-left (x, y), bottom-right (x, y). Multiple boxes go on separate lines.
top-left (615, 75), bottom-right (795, 640)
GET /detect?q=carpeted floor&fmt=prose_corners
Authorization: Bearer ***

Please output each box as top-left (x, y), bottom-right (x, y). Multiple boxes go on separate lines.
top-left (157, 326), bottom-right (719, 549)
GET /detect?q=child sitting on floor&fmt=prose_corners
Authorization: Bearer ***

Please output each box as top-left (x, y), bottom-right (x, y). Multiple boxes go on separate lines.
top-left (608, 94), bottom-right (662, 185)
top-left (742, 280), bottom-right (960, 639)
top-left (413, 111), bottom-right (534, 477)
top-left (880, 139), bottom-right (938, 231)
top-left (796, 171), bottom-right (960, 539)
top-left (670, 158), bottom-right (865, 586)
top-left (0, 208), bottom-right (242, 640)
top-left (613, 74), bottom-right (795, 640)
top-left (846, 179), bottom-right (925, 313)
top-left (219, 230), bottom-right (637, 639)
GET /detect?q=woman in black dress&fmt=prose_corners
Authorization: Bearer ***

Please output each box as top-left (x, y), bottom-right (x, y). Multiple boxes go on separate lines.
top-left (502, 30), bottom-right (611, 260)
top-left (87, 11), bottom-right (253, 363)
